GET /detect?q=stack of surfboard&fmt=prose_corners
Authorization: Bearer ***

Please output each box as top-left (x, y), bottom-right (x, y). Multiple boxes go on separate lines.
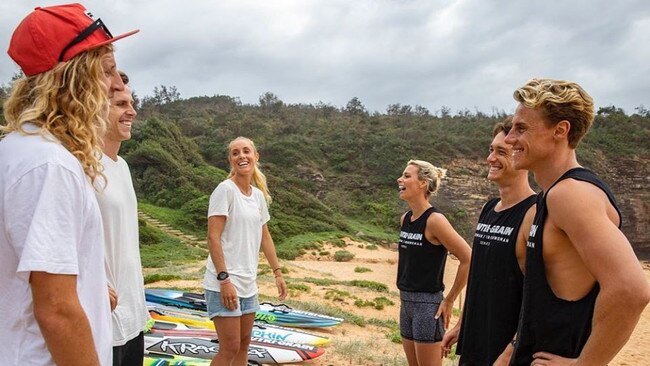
top-left (143, 288), bottom-right (344, 365)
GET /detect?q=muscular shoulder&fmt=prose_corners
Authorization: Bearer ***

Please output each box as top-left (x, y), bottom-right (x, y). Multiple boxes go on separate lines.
top-left (546, 178), bottom-right (614, 226)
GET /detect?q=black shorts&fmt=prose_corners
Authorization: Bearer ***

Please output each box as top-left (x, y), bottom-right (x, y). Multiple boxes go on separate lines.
top-left (399, 290), bottom-right (445, 343)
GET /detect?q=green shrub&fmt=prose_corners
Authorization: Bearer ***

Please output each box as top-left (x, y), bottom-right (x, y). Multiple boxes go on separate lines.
top-left (354, 266), bottom-right (372, 273)
top-left (350, 280), bottom-right (388, 292)
top-left (144, 273), bottom-right (182, 284)
top-left (334, 250), bottom-right (355, 262)
top-left (287, 283), bottom-right (310, 293)
top-left (139, 223), bottom-right (163, 245)
top-left (324, 289), bottom-right (351, 302)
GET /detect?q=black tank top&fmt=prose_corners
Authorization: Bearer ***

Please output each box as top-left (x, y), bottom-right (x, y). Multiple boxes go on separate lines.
top-left (511, 168), bottom-right (621, 365)
top-left (397, 206), bottom-right (447, 293)
top-left (457, 194), bottom-right (536, 365)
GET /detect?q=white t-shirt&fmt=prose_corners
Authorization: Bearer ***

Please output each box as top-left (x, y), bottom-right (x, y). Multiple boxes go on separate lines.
top-left (96, 154), bottom-right (149, 346)
top-left (0, 125), bottom-right (112, 365)
top-left (204, 179), bottom-right (270, 297)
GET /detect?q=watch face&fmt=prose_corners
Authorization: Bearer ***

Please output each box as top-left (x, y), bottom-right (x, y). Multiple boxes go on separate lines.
top-left (217, 271), bottom-right (229, 281)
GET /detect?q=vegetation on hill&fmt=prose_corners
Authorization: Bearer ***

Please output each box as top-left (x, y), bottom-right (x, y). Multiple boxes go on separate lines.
top-left (2, 80), bottom-right (649, 255)
top-left (123, 90), bottom-right (650, 256)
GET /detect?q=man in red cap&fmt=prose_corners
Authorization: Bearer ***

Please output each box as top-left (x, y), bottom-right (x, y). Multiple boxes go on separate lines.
top-left (0, 4), bottom-right (137, 365)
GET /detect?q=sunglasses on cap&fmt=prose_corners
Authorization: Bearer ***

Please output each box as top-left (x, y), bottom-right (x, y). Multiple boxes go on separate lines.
top-left (58, 18), bottom-right (113, 62)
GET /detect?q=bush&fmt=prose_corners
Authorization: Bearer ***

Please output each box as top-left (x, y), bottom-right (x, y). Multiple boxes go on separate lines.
top-left (350, 280), bottom-right (388, 292)
top-left (334, 250), bottom-right (355, 262)
top-left (354, 266), bottom-right (372, 273)
top-left (144, 273), bottom-right (182, 284)
top-left (287, 283), bottom-right (311, 293)
top-left (139, 223), bottom-right (163, 245)
top-left (325, 289), bottom-right (351, 302)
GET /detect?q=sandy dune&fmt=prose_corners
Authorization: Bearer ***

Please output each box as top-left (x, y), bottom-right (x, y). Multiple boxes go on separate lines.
top-left (255, 239), bottom-right (650, 366)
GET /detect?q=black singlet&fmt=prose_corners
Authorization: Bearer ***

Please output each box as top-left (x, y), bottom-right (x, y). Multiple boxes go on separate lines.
top-left (457, 194), bottom-right (536, 365)
top-left (397, 206), bottom-right (447, 293)
top-left (511, 168), bottom-right (622, 365)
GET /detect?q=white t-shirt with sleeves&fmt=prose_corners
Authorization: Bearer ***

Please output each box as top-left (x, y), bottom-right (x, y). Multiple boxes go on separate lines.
top-left (96, 154), bottom-right (149, 346)
top-left (0, 125), bottom-right (111, 365)
top-left (204, 178), bottom-right (270, 297)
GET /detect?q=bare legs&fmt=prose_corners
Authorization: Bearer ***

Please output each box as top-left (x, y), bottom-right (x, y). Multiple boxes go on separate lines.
top-left (403, 338), bottom-right (443, 366)
top-left (210, 313), bottom-right (256, 366)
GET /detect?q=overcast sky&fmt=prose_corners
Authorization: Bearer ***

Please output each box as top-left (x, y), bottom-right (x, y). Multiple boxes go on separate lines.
top-left (2, 1), bottom-right (649, 115)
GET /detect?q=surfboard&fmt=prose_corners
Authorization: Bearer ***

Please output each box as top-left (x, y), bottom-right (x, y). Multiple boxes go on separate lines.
top-left (144, 353), bottom-right (260, 366)
top-left (148, 310), bottom-right (331, 346)
top-left (257, 302), bottom-right (344, 328)
top-left (144, 334), bottom-right (325, 364)
top-left (145, 289), bottom-right (344, 328)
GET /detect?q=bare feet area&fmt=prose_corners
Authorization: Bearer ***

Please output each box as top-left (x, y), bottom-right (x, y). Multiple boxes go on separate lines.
top-left (149, 238), bottom-right (650, 365)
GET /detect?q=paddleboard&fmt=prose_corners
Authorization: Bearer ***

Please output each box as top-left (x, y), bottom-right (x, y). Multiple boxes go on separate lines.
top-left (145, 353), bottom-right (260, 366)
top-left (148, 314), bottom-right (331, 346)
top-left (146, 289), bottom-right (343, 328)
top-left (144, 334), bottom-right (324, 364)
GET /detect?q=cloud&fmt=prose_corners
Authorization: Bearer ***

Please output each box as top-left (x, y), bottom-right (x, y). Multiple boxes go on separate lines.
top-left (2, 0), bottom-right (649, 114)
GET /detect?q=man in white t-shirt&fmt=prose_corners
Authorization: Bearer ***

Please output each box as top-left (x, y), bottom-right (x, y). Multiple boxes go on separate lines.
top-left (0, 4), bottom-right (137, 365)
top-left (97, 71), bottom-right (149, 366)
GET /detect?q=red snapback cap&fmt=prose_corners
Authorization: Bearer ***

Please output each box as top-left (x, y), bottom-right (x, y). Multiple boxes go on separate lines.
top-left (8, 3), bottom-right (139, 76)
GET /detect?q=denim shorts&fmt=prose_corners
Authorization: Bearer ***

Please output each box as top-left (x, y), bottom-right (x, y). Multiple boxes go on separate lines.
top-left (205, 289), bottom-right (260, 318)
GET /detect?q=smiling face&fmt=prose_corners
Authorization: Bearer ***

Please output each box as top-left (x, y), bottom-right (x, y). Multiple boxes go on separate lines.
top-left (505, 103), bottom-right (556, 171)
top-left (486, 131), bottom-right (517, 182)
top-left (106, 86), bottom-right (136, 143)
top-left (228, 138), bottom-right (259, 176)
top-left (396, 164), bottom-right (427, 201)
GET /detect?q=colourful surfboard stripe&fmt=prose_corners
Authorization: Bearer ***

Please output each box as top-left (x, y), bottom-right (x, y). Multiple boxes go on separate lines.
top-left (144, 335), bottom-right (325, 364)
top-left (145, 289), bottom-right (344, 328)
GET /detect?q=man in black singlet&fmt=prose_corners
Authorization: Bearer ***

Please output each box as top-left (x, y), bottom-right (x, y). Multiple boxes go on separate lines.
top-left (504, 79), bottom-right (650, 365)
top-left (441, 119), bottom-right (536, 365)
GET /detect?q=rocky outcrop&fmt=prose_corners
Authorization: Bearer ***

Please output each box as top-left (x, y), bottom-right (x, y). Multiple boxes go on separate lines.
top-left (442, 156), bottom-right (650, 255)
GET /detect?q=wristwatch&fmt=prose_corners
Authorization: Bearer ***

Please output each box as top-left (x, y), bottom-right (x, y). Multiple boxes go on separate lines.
top-left (217, 271), bottom-right (229, 281)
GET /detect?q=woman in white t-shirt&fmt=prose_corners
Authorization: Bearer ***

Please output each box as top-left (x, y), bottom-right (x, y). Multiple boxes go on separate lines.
top-left (203, 136), bottom-right (287, 365)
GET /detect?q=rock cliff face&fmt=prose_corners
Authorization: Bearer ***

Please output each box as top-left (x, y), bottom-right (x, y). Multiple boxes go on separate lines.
top-left (440, 157), bottom-right (649, 254)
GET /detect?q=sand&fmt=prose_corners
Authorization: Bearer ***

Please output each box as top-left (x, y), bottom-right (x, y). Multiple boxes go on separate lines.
top-left (150, 238), bottom-right (650, 365)
top-left (255, 239), bottom-right (650, 366)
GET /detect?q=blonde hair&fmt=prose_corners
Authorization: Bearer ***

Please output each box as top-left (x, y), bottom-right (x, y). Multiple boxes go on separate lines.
top-left (514, 78), bottom-right (594, 148)
top-left (2, 45), bottom-right (113, 185)
top-left (407, 159), bottom-right (447, 198)
top-left (228, 137), bottom-right (272, 205)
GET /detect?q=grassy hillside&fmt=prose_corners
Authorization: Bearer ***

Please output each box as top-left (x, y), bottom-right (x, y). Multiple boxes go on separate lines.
top-left (121, 96), bottom-right (650, 256)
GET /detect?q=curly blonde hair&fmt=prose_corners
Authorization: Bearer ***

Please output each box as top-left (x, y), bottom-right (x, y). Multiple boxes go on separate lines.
top-left (407, 159), bottom-right (447, 198)
top-left (514, 78), bottom-right (594, 148)
top-left (2, 45), bottom-right (113, 185)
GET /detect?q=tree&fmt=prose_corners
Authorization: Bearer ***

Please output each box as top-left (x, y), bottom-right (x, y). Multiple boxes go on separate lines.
top-left (259, 92), bottom-right (283, 113)
top-left (344, 97), bottom-right (367, 116)
top-left (414, 105), bottom-right (430, 117)
top-left (141, 85), bottom-right (181, 107)
top-left (596, 105), bottom-right (625, 117)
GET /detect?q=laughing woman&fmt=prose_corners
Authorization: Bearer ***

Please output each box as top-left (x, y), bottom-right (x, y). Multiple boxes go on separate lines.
top-left (396, 160), bottom-right (471, 366)
top-left (204, 137), bottom-right (287, 366)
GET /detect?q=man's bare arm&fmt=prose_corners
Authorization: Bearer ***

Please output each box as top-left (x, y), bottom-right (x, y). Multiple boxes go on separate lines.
top-left (545, 181), bottom-right (650, 365)
top-left (31, 271), bottom-right (100, 365)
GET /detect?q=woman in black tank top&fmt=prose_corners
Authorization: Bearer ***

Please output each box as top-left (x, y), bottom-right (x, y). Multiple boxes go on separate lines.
top-left (396, 160), bottom-right (472, 366)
